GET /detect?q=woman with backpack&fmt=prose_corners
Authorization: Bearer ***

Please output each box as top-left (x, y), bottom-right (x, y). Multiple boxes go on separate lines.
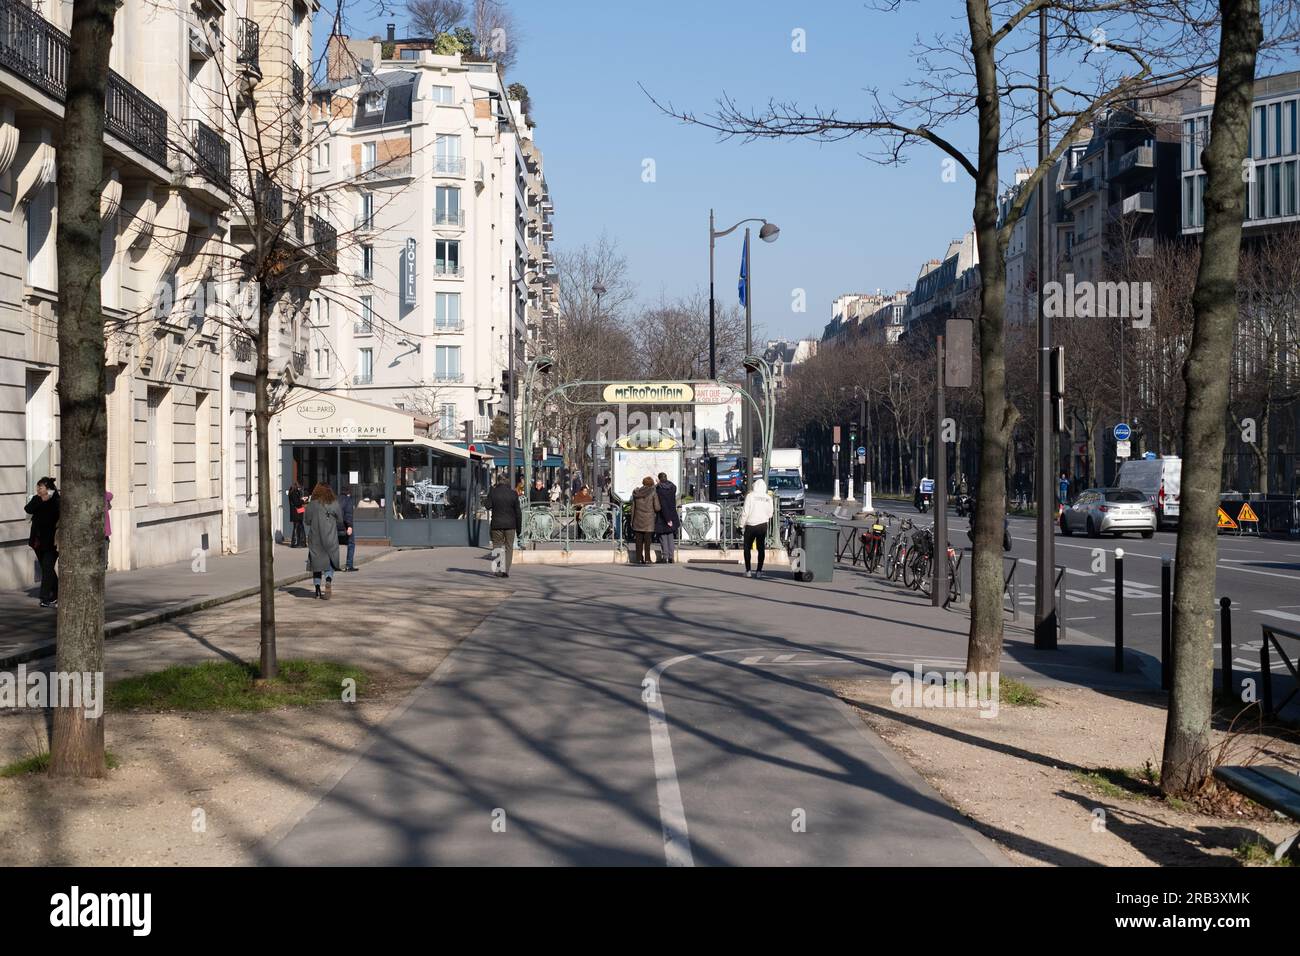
top-left (305, 482), bottom-right (342, 599)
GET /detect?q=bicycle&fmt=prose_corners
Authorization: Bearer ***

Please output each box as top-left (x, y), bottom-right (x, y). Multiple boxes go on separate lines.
top-left (858, 511), bottom-right (894, 574)
top-left (884, 516), bottom-right (914, 581)
top-left (902, 525), bottom-right (959, 603)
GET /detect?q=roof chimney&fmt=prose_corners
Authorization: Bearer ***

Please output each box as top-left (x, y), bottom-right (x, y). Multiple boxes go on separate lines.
top-left (387, 23), bottom-right (396, 42)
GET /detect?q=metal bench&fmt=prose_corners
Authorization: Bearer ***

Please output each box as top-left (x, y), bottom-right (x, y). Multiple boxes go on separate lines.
top-left (1213, 765), bottom-right (1300, 862)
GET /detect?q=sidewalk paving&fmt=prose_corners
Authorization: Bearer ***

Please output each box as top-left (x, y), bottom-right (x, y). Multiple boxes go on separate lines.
top-left (0, 543), bottom-right (392, 668)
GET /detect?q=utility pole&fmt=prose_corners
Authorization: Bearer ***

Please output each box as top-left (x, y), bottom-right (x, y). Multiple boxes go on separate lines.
top-left (932, 335), bottom-right (947, 607)
top-left (1034, 7), bottom-right (1058, 649)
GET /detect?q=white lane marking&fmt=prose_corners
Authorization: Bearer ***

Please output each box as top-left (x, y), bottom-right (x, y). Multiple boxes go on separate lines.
top-left (1256, 609), bottom-right (1300, 623)
top-left (739, 655), bottom-right (764, 665)
top-left (772, 653), bottom-right (797, 662)
top-left (1130, 611), bottom-right (1164, 617)
top-left (643, 643), bottom-right (985, 866)
top-left (1071, 616), bottom-right (1097, 621)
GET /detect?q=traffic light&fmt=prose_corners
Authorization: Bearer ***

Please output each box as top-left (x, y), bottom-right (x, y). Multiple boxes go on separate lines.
top-left (1050, 347), bottom-right (1066, 433)
top-left (501, 369), bottom-right (513, 395)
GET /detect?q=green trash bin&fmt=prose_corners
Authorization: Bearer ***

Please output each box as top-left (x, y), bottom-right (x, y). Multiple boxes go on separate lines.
top-left (793, 516), bottom-right (837, 582)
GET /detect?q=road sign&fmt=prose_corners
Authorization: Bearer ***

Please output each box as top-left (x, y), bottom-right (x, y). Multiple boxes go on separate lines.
top-left (1238, 502), bottom-right (1259, 523)
top-left (1113, 422), bottom-right (1131, 442)
top-left (1216, 507), bottom-right (1238, 530)
top-left (857, 446), bottom-right (866, 456)
top-left (944, 319), bottom-right (973, 387)
top-left (1116, 439), bottom-right (1131, 459)
top-left (919, 478), bottom-right (935, 494)
top-left (857, 452), bottom-right (866, 464)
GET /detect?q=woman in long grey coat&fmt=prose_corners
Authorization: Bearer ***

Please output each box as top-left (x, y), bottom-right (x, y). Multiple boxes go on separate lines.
top-left (305, 482), bottom-right (342, 599)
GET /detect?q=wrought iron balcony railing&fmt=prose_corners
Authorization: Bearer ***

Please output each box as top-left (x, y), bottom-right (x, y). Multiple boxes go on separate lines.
top-left (292, 62), bottom-right (304, 100)
top-left (186, 119), bottom-right (231, 189)
top-left (311, 215), bottom-right (337, 267)
top-left (255, 172), bottom-right (283, 226)
top-left (235, 17), bottom-right (260, 74)
top-left (292, 350), bottom-right (306, 375)
top-left (0, 0), bottom-right (169, 166)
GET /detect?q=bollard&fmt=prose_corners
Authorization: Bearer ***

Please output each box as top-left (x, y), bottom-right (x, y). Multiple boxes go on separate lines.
top-left (1114, 548), bottom-right (1125, 673)
top-left (1161, 556), bottom-right (1172, 691)
top-left (1261, 636), bottom-right (1274, 718)
top-left (1219, 596), bottom-right (1233, 702)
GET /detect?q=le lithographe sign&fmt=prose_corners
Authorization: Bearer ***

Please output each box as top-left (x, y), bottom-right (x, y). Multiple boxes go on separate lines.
top-left (281, 394), bottom-right (415, 442)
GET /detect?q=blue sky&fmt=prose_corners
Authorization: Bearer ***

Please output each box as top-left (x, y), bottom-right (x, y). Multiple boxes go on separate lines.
top-left (506, 0), bottom-right (978, 340)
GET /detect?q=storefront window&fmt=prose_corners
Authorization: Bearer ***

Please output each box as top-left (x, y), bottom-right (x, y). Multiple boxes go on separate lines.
top-left (341, 445), bottom-right (385, 522)
top-left (293, 446), bottom-right (338, 494)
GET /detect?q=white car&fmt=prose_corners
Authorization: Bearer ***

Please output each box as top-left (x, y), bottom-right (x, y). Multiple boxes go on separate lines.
top-left (1060, 487), bottom-right (1156, 538)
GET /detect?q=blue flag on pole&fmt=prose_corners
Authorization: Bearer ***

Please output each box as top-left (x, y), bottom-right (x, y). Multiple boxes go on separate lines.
top-left (738, 232), bottom-right (749, 306)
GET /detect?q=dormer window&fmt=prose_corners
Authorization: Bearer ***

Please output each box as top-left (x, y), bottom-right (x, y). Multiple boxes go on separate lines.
top-left (360, 90), bottom-right (387, 116)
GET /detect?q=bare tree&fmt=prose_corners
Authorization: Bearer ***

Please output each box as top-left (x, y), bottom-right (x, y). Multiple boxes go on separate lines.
top-left (471, 0), bottom-right (520, 73)
top-left (643, 1), bottom-right (1266, 675)
top-left (1162, 0), bottom-right (1262, 799)
top-left (406, 0), bottom-right (467, 36)
top-left (49, 0), bottom-right (118, 777)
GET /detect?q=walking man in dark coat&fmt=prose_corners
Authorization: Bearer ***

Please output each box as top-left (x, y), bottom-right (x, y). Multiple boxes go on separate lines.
top-left (340, 486), bottom-right (357, 571)
top-left (487, 473), bottom-right (522, 577)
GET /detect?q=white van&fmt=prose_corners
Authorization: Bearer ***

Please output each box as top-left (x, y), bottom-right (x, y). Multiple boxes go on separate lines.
top-left (1116, 457), bottom-right (1181, 529)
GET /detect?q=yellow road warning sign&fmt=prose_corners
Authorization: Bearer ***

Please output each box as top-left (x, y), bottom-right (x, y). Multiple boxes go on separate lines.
top-left (1217, 507), bottom-right (1238, 530)
top-left (1237, 502), bottom-right (1259, 523)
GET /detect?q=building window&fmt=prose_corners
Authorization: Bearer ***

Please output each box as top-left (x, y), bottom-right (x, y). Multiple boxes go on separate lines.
top-left (1270, 161), bottom-right (1282, 217)
top-left (358, 295), bottom-right (373, 333)
top-left (435, 345), bottom-right (461, 381)
top-left (146, 386), bottom-right (173, 504)
top-left (430, 85), bottom-right (453, 104)
top-left (435, 134), bottom-right (462, 175)
top-left (1286, 160), bottom-right (1297, 216)
top-left (1289, 100), bottom-right (1298, 155)
top-left (438, 403), bottom-right (456, 437)
top-left (195, 391), bottom-right (211, 500)
top-left (25, 183), bottom-right (54, 289)
top-left (361, 243), bottom-right (374, 278)
top-left (436, 292), bottom-right (461, 329)
top-left (435, 239), bottom-right (460, 275)
top-left (1255, 105), bottom-right (1266, 160)
top-left (1273, 102), bottom-right (1283, 157)
top-left (360, 90), bottom-right (387, 116)
top-left (435, 185), bottom-right (461, 225)
top-left (359, 191), bottom-right (374, 229)
top-left (358, 348), bottom-right (373, 384)
top-left (362, 141), bottom-right (376, 171)
top-left (1183, 119), bottom-right (1194, 170)
top-left (25, 370), bottom-right (54, 496)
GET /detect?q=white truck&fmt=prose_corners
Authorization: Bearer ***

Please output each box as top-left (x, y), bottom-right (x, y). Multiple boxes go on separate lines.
top-left (764, 448), bottom-right (806, 513)
top-left (1116, 456), bottom-right (1181, 529)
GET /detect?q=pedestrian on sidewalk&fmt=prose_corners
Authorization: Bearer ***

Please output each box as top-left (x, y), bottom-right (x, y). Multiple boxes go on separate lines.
top-left (487, 473), bottom-right (522, 577)
top-left (25, 476), bottom-right (60, 607)
top-left (305, 482), bottom-right (341, 600)
top-left (529, 477), bottom-right (549, 505)
top-left (340, 486), bottom-right (357, 571)
top-left (631, 476), bottom-right (660, 565)
top-left (655, 471), bottom-right (679, 564)
top-left (103, 489), bottom-right (113, 571)
top-left (288, 481), bottom-right (306, 548)
top-left (608, 480), bottom-right (623, 541)
top-left (740, 478), bottom-right (774, 579)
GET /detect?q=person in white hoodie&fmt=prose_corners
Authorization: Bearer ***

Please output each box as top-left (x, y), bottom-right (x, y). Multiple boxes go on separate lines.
top-left (739, 478), bottom-right (775, 578)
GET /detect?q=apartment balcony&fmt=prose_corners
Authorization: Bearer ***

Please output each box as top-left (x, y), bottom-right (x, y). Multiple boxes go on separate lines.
top-left (1109, 145), bottom-right (1155, 181)
top-left (353, 267), bottom-right (374, 284)
top-left (185, 118), bottom-right (231, 189)
top-left (235, 17), bottom-right (260, 77)
top-left (434, 156), bottom-right (466, 177)
top-left (291, 62), bottom-right (304, 100)
top-left (354, 320), bottom-right (373, 335)
top-left (1109, 190), bottom-right (1155, 218)
top-left (1062, 175), bottom-right (1100, 208)
top-left (291, 349), bottom-right (306, 375)
top-left (474, 416), bottom-right (493, 439)
top-left (257, 173), bottom-right (284, 226)
top-left (434, 371), bottom-right (464, 383)
top-left (343, 155), bottom-right (413, 182)
top-left (354, 214), bottom-right (375, 232)
top-left (311, 216), bottom-right (337, 269)
top-left (0, 0), bottom-right (170, 167)
top-left (353, 372), bottom-right (373, 385)
top-left (434, 320), bottom-right (465, 333)
top-left (433, 263), bottom-right (465, 278)
top-left (433, 209), bottom-right (465, 228)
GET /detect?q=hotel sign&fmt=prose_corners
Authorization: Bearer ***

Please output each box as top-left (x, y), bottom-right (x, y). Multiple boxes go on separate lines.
top-left (602, 382), bottom-right (694, 404)
top-left (401, 238), bottom-right (417, 307)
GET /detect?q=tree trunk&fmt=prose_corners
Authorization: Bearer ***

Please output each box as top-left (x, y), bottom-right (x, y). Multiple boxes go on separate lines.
top-left (49, 0), bottom-right (117, 778)
top-left (966, 0), bottom-right (1018, 675)
top-left (1161, 0), bottom-right (1261, 798)
top-left (256, 298), bottom-right (278, 679)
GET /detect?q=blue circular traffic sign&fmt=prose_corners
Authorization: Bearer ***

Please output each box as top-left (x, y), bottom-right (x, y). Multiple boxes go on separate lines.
top-left (1113, 422), bottom-right (1131, 442)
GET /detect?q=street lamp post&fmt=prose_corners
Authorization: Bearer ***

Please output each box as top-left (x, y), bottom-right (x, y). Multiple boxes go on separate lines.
top-left (709, 211), bottom-right (779, 492)
top-left (508, 266), bottom-right (549, 496)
